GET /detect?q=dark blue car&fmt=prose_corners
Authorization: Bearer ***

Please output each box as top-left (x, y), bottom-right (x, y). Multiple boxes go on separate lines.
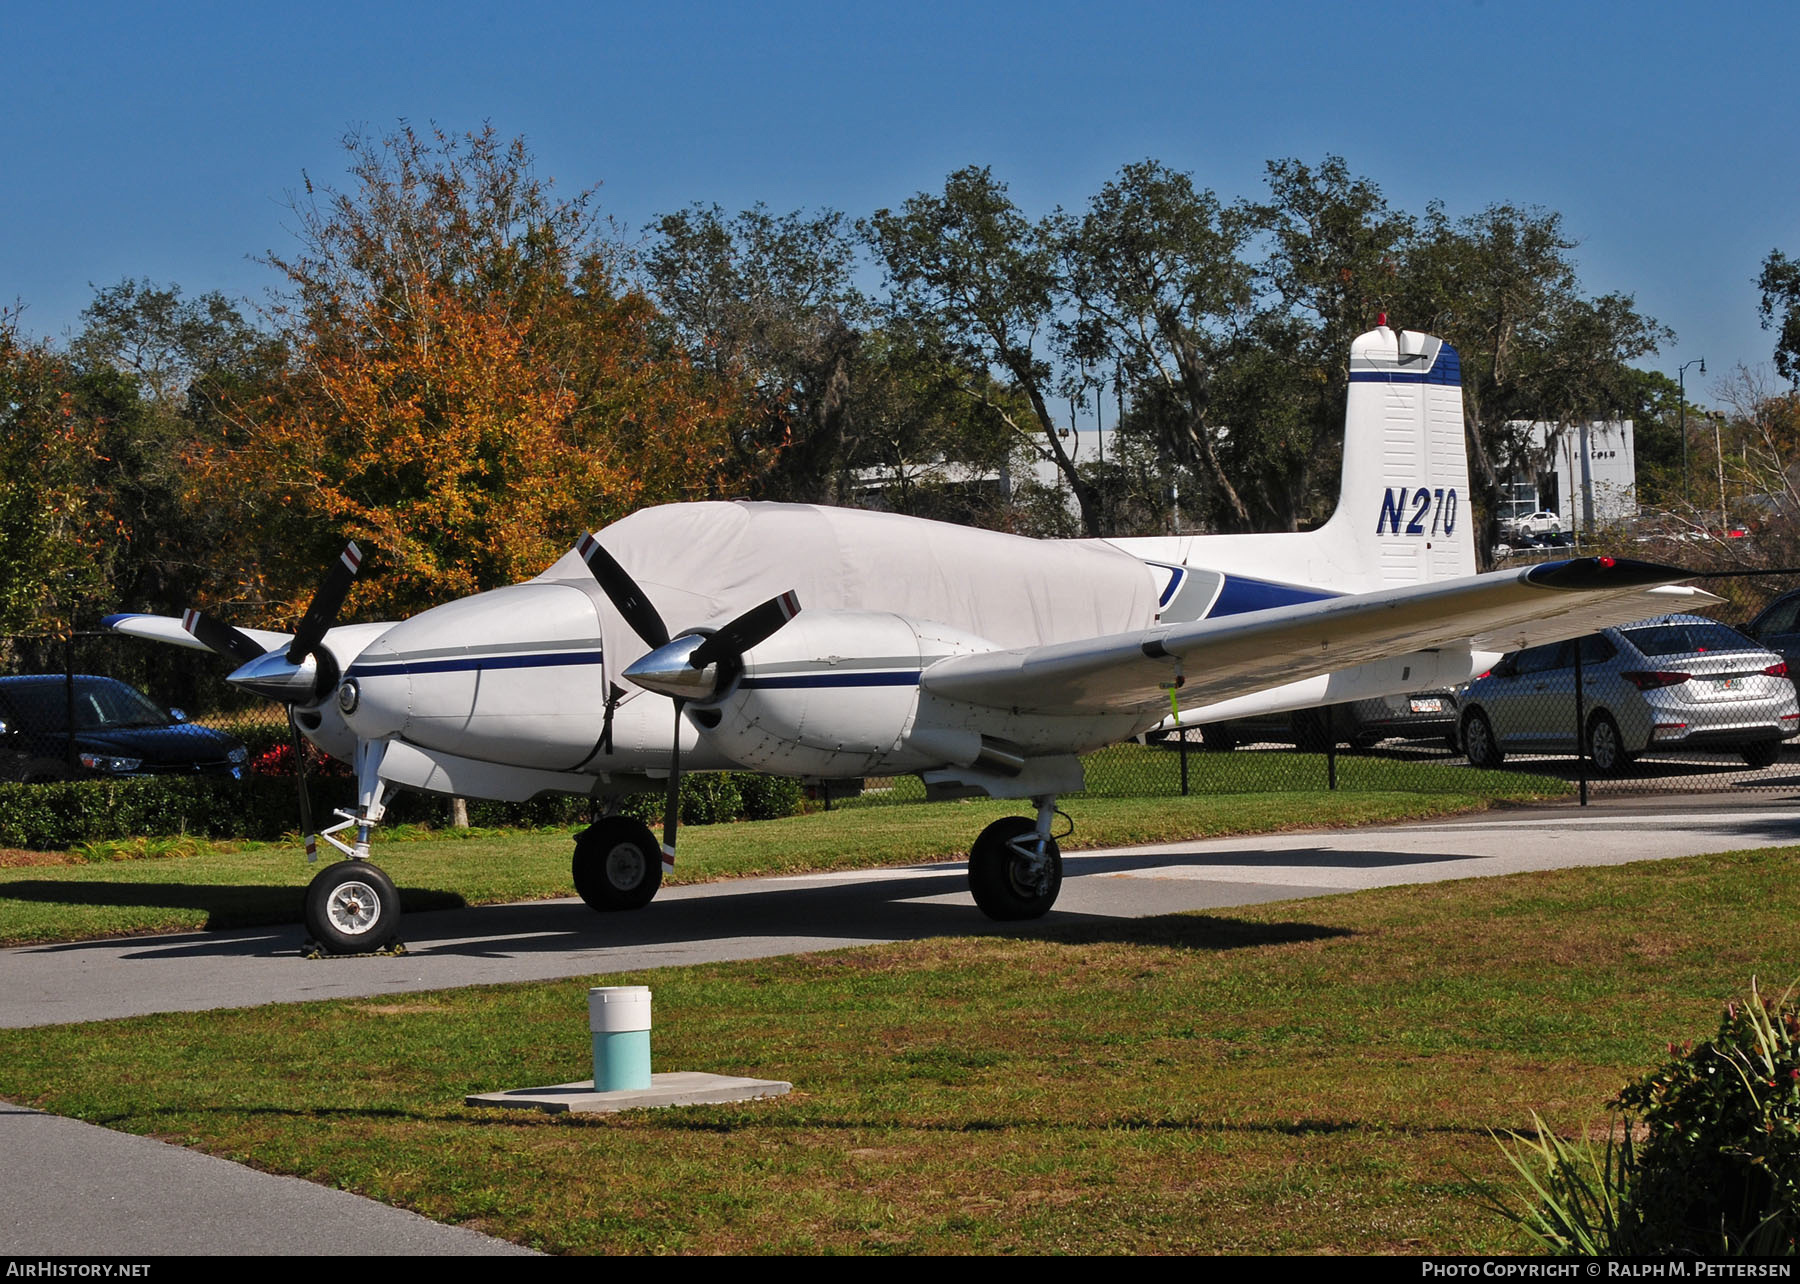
top-left (0, 675), bottom-right (249, 782)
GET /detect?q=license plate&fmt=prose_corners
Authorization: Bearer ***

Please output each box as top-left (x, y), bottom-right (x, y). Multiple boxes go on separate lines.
top-left (1710, 677), bottom-right (1743, 691)
top-left (1410, 698), bottom-right (1443, 713)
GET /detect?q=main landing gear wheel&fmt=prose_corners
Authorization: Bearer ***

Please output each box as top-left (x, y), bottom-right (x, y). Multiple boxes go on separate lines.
top-left (572, 816), bottom-right (663, 912)
top-left (304, 859), bottom-right (399, 954)
top-left (968, 816), bottom-right (1062, 921)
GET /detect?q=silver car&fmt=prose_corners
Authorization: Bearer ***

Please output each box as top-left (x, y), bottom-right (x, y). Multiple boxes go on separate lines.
top-left (1459, 615), bottom-right (1799, 774)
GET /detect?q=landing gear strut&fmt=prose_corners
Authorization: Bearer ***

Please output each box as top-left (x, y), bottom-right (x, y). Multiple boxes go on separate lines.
top-left (303, 739), bottom-right (400, 954)
top-left (968, 796), bottom-right (1063, 921)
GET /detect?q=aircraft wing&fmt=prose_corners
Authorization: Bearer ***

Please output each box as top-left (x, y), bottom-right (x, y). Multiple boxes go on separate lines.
top-left (920, 558), bottom-right (1722, 716)
top-left (103, 612), bottom-right (295, 656)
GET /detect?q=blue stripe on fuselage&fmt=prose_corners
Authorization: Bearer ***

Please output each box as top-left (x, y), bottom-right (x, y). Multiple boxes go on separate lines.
top-left (740, 671), bottom-right (921, 689)
top-left (346, 651), bottom-right (604, 679)
top-left (1207, 574), bottom-right (1337, 617)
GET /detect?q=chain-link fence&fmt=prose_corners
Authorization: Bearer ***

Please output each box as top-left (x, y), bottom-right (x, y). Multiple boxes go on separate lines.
top-left (8, 570), bottom-right (1800, 832)
top-left (0, 631), bottom-right (291, 785)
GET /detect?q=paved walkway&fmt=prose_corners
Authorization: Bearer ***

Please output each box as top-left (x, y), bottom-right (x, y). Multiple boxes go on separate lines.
top-left (6, 791), bottom-right (1799, 1255)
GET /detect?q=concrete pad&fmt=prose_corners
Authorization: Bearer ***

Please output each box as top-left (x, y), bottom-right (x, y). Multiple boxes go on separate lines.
top-left (466, 1070), bottom-right (792, 1114)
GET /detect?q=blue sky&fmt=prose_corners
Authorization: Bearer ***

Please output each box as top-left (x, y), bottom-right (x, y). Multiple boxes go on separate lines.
top-left (5, 1), bottom-right (1795, 396)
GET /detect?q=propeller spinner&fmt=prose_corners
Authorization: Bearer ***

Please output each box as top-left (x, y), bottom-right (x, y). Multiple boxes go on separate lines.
top-left (179, 541), bottom-right (365, 860)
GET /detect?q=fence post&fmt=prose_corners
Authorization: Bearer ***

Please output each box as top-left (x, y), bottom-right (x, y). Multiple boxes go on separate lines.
top-left (62, 635), bottom-right (77, 777)
top-left (1573, 641), bottom-right (1589, 807)
top-left (1178, 727), bottom-right (1189, 796)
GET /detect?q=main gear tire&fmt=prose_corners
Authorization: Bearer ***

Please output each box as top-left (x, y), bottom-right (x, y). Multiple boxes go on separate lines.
top-left (572, 816), bottom-right (663, 912)
top-left (968, 816), bottom-right (1062, 921)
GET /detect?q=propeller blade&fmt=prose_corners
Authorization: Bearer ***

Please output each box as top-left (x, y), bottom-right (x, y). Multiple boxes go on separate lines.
top-left (688, 591), bottom-right (801, 671)
top-left (181, 609), bottom-right (268, 665)
top-left (662, 699), bottom-right (682, 872)
top-left (576, 533), bottom-right (671, 651)
top-left (286, 541), bottom-right (364, 664)
top-left (287, 708), bottom-right (318, 863)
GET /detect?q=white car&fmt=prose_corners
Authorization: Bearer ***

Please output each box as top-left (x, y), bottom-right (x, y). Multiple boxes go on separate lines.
top-left (1459, 616), bottom-right (1799, 774)
top-left (1512, 511), bottom-right (1563, 537)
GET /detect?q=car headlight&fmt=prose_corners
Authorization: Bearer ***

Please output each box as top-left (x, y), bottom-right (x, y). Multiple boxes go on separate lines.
top-left (79, 753), bottom-right (142, 773)
top-left (228, 746), bottom-right (249, 765)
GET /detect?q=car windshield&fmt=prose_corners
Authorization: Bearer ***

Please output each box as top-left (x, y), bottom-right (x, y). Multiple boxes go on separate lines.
top-left (1621, 622), bottom-right (1760, 658)
top-left (0, 678), bottom-right (170, 732)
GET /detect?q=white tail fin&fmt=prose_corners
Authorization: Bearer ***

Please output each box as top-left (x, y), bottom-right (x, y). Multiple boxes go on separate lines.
top-left (1316, 325), bottom-right (1475, 588)
top-left (1101, 325), bottom-right (1474, 602)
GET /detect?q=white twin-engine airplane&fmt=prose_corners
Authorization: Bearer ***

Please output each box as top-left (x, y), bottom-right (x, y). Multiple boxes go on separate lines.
top-left (108, 324), bottom-right (1718, 953)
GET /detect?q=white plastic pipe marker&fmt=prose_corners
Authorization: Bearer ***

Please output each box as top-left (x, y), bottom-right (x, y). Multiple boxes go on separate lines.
top-left (589, 986), bottom-right (652, 1092)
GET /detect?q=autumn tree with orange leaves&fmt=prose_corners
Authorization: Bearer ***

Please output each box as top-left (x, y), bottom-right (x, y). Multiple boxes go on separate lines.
top-left (186, 125), bottom-right (750, 622)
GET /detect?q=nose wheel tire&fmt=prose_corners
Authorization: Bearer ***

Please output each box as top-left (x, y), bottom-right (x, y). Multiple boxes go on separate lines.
top-left (304, 860), bottom-right (400, 954)
top-left (572, 816), bottom-right (663, 911)
top-left (968, 816), bottom-right (1063, 921)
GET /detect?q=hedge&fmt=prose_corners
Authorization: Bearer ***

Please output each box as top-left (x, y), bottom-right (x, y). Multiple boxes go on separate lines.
top-left (0, 771), bottom-right (805, 851)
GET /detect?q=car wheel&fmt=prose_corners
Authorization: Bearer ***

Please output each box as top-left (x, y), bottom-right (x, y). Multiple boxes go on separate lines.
top-left (1462, 710), bottom-right (1503, 768)
top-left (1741, 742), bottom-right (1782, 770)
top-left (1291, 710), bottom-right (1332, 753)
top-left (1199, 725), bottom-right (1237, 752)
top-left (1587, 712), bottom-right (1635, 777)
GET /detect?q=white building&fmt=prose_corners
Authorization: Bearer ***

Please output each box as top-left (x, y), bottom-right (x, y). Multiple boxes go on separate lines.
top-left (1499, 420), bottom-right (1637, 533)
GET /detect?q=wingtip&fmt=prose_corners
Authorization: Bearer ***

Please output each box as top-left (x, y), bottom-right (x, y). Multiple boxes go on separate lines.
top-left (1523, 556), bottom-right (1695, 590)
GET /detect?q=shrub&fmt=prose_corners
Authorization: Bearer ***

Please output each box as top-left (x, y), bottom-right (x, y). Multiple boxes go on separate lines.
top-left (1493, 980), bottom-right (1800, 1255)
top-left (0, 768), bottom-right (803, 850)
top-left (736, 772), bottom-right (806, 820)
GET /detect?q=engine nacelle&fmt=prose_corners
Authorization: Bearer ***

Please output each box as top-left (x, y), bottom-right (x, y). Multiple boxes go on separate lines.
top-left (703, 609), bottom-right (1150, 781)
top-left (341, 582), bottom-right (611, 771)
top-left (703, 610), bottom-right (936, 777)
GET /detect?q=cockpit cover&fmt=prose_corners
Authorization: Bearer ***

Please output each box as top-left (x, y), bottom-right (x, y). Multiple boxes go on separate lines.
top-left (535, 501), bottom-right (1164, 672)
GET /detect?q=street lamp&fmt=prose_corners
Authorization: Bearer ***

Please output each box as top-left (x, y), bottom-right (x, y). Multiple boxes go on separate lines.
top-left (1679, 356), bottom-right (1706, 507)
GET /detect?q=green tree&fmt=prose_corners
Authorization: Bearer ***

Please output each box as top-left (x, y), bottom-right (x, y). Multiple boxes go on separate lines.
top-left (1401, 202), bottom-right (1669, 555)
top-left (65, 281), bottom-right (281, 618)
top-left (186, 125), bottom-right (746, 620)
top-left (645, 203), bottom-right (866, 503)
top-left (1062, 160), bottom-right (1259, 530)
top-left (1758, 249), bottom-right (1800, 384)
top-left (865, 167), bottom-right (1106, 536)
top-left (0, 310), bottom-right (105, 638)
top-left (1244, 156), bottom-right (1417, 525)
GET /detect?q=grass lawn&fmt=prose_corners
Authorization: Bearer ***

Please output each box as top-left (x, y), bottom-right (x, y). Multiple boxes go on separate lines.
top-left (0, 753), bottom-right (1567, 946)
top-left (0, 843), bottom-right (1788, 1254)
